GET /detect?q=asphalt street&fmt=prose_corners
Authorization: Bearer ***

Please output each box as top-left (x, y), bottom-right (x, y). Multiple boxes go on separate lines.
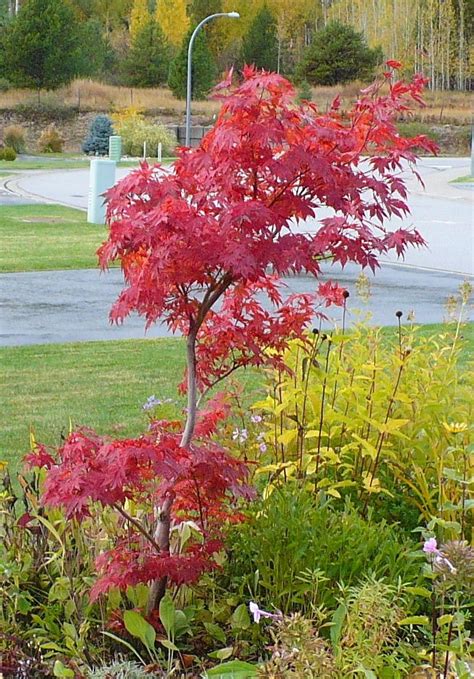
top-left (0, 157), bottom-right (472, 346)
top-left (0, 263), bottom-right (468, 346)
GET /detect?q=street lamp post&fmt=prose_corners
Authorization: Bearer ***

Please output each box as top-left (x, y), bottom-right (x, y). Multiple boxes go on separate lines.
top-left (185, 11), bottom-right (240, 148)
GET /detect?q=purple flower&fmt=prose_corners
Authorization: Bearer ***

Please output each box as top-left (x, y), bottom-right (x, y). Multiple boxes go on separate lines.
top-left (259, 443), bottom-right (267, 453)
top-left (251, 414), bottom-right (263, 424)
top-left (232, 428), bottom-right (248, 444)
top-left (143, 396), bottom-right (174, 411)
top-left (423, 537), bottom-right (439, 554)
top-left (249, 601), bottom-right (282, 624)
top-left (143, 395), bottom-right (161, 411)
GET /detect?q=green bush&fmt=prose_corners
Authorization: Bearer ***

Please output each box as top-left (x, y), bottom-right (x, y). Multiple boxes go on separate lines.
top-left (3, 124), bottom-right (26, 153)
top-left (38, 124), bottom-right (64, 153)
top-left (299, 21), bottom-right (382, 85)
top-left (113, 111), bottom-right (175, 157)
top-left (251, 289), bottom-right (473, 539)
top-left (82, 114), bottom-right (114, 155)
top-left (0, 77), bottom-right (13, 92)
top-left (0, 468), bottom-right (108, 663)
top-left (0, 146), bottom-right (17, 161)
top-left (225, 486), bottom-right (420, 614)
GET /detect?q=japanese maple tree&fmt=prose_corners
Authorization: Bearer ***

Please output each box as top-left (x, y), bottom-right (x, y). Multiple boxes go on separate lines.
top-left (32, 64), bottom-right (436, 613)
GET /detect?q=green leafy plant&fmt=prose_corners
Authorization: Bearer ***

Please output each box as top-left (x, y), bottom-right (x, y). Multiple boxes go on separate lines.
top-left (335, 576), bottom-right (409, 676)
top-left (401, 535), bottom-right (474, 677)
top-left (104, 596), bottom-right (193, 674)
top-left (252, 288), bottom-right (473, 537)
top-left (0, 146), bottom-right (17, 161)
top-left (111, 108), bottom-right (175, 157)
top-left (225, 486), bottom-right (420, 615)
top-left (0, 465), bottom-right (110, 667)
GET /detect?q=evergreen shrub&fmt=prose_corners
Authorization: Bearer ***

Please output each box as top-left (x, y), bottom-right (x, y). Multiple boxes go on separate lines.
top-left (82, 114), bottom-right (114, 155)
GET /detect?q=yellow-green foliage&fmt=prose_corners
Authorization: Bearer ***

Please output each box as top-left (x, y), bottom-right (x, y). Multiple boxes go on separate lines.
top-left (37, 124), bottom-right (64, 153)
top-left (3, 124), bottom-right (26, 153)
top-left (155, 0), bottom-right (189, 49)
top-left (129, 0), bottom-right (150, 39)
top-left (111, 107), bottom-right (175, 157)
top-left (253, 302), bottom-right (472, 541)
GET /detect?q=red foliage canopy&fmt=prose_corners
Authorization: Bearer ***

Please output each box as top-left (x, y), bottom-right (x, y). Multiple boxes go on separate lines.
top-left (99, 65), bottom-right (436, 392)
top-left (27, 425), bottom-right (254, 598)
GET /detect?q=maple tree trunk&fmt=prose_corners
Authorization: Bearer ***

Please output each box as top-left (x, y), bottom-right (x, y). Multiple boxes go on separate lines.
top-left (181, 330), bottom-right (198, 449)
top-left (147, 331), bottom-right (198, 614)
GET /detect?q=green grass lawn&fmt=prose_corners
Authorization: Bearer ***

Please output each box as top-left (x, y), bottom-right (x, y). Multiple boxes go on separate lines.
top-left (1, 324), bottom-right (471, 473)
top-left (0, 156), bottom-right (175, 171)
top-left (450, 174), bottom-right (474, 184)
top-left (0, 204), bottom-right (107, 272)
top-left (0, 338), bottom-right (262, 472)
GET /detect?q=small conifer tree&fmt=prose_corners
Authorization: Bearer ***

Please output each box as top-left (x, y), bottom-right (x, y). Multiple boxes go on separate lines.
top-left (123, 18), bottom-right (171, 87)
top-left (299, 21), bottom-right (382, 86)
top-left (82, 115), bottom-right (114, 156)
top-left (168, 28), bottom-right (216, 100)
top-left (241, 5), bottom-right (278, 72)
top-left (3, 0), bottom-right (80, 94)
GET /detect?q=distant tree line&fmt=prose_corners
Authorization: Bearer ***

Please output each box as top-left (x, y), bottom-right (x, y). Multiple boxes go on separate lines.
top-left (0, 0), bottom-right (471, 96)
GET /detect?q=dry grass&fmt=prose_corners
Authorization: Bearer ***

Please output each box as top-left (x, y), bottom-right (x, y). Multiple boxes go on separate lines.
top-left (0, 78), bottom-right (471, 124)
top-left (0, 79), bottom-right (221, 119)
top-left (308, 81), bottom-right (473, 124)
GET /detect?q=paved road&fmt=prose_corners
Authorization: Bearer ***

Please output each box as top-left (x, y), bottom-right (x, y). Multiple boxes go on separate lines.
top-left (0, 157), bottom-right (472, 346)
top-left (6, 157), bottom-right (473, 275)
top-left (0, 263), bottom-right (469, 346)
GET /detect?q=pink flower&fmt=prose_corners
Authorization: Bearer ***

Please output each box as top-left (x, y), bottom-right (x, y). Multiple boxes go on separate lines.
top-left (423, 537), bottom-right (439, 554)
top-left (249, 601), bottom-right (282, 624)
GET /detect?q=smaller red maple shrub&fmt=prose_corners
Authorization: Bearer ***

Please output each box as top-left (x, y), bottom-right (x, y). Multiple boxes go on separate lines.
top-left (26, 416), bottom-right (254, 600)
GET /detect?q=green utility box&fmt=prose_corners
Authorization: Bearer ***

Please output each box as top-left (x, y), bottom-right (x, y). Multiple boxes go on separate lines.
top-left (109, 135), bottom-right (122, 162)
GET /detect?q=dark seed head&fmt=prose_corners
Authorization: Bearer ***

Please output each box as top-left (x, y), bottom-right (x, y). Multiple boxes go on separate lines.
top-left (343, 290), bottom-right (350, 299)
top-left (395, 310), bottom-right (403, 318)
top-left (312, 328), bottom-right (319, 334)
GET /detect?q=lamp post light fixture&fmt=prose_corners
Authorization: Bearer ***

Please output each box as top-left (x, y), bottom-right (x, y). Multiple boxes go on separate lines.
top-left (185, 11), bottom-right (240, 148)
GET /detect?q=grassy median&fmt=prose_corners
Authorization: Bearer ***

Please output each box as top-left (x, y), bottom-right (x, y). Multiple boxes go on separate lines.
top-left (0, 337), bottom-right (262, 471)
top-left (1, 323), bottom-right (471, 472)
top-left (0, 204), bottom-right (107, 272)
